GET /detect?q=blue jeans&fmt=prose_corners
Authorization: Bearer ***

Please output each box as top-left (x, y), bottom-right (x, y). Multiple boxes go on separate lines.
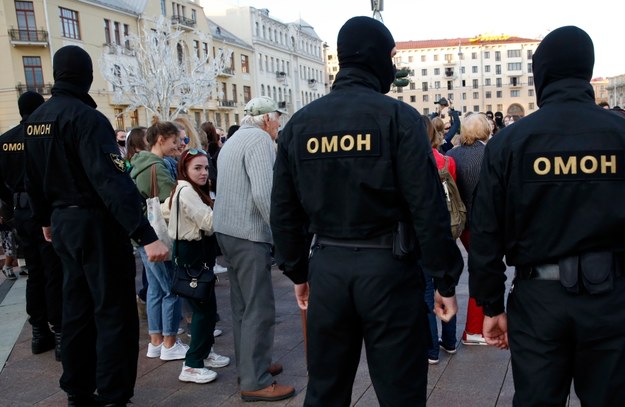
top-left (138, 247), bottom-right (181, 336)
top-left (423, 270), bottom-right (457, 359)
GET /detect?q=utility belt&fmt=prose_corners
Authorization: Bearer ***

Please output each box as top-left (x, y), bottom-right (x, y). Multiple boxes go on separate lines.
top-left (516, 251), bottom-right (624, 295)
top-left (316, 221), bottom-right (416, 260)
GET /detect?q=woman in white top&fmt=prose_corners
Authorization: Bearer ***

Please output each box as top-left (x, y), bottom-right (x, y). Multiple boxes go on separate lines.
top-left (168, 148), bottom-right (230, 384)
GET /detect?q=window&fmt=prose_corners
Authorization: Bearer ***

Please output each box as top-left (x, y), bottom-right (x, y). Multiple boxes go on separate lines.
top-left (234, 113), bottom-right (240, 124)
top-left (472, 79), bottom-right (479, 89)
top-left (507, 50), bottom-right (521, 58)
top-left (528, 63), bottom-right (533, 73)
top-left (527, 49), bottom-right (534, 59)
top-left (485, 91), bottom-right (492, 99)
top-left (485, 78), bottom-right (492, 86)
top-left (422, 95), bottom-right (429, 102)
top-left (124, 24), bottom-right (129, 48)
top-left (507, 63), bottom-right (522, 71)
top-left (160, 0), bottom-right (166, 15)
top-left (215, 113), bottom-right (221, 128)
top-left (510, 90), bottom-right (520, 97)
top-left (528, 77), bottom-right (534, 86)
top-left (114, 108), bottom-right (124, 129)
top-left (59, 7), bottom-right (80, 40)
top-left (484, 51), bottom-right (490, 59)
top-left (447, 80), bottom-right (453, 90)
top-left (408, 56), bottom-right (413, 63)
top-left (243, 86), bottom-right (251, 103)
top-left (495, 51), bottom-right (501, 61)
top-left (434, 81), bottom-right (440, 89)
top-left (434, 68), bottom-right (440, 75)
top-left (177, 43), bottom-right (184, 65)
top-left (496, 65), bottom-right (502, 75)
top-left (130, 110), bottom-right (139, 127)
top-left (473, 92), bottom-right (479, 99)
top-left (241, 54), bottom-right (249, 73)
top-left (433, 54), bottom-right (439, 62)
top-left (409, 82), bottom-right (415, 90)
top-left (410, 95), bottom-right (416, 102)
top-left (472, 52), bottom-right (477, 60)
top-left (193, 40), bottom-right (199, 58)
top-left (445, 53), bottom-right (453, 63)
top-left (529, 102), bottom-right (535, 110)
top-left (114, 22), bottom-right (120, 45)
top-left (104, 19), bottom-right (111, 44)
top-left (421, 82), bottom-right (428, 91)
top-left (421, 55), bottom-right (426, 62)
top-left (421, 68), bottom-right (427, 76)
top-left (496, 78), bottom-right (502, 87)
top-left (23, 56), bottom-right (43, 89)
top-left (485, 65), bottom-right (491, 73)
top-left (261, 84), bottom-right (265, 96)
top-left (202, 42), bottom-right (208, 57)
top-left (191, 9), bottom-right (196, 22)
top-left (16, 1), bottom-right (37, 40)
top-left (473, 105), bottom-right (479, 112)
top-left (232, 84), bottom-right (237, 103)
top-left (528, 89), bottom-right (535, 97)
top-left (472, 66), bottom-right (478, 73)
top-left (496, 91), bottom-right (502, 98)
top-left (397, 96), bottom-right (403, 102)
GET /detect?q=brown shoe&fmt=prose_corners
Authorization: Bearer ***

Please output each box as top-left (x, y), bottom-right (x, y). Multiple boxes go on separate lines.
top-left (240, 382), bottom-right (295, 402)
top-left (267, 363), bottom-right (283, 376)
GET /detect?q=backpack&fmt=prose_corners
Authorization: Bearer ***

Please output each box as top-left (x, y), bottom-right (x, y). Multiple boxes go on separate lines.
top-left (439, 156), bottom-right (467, 240)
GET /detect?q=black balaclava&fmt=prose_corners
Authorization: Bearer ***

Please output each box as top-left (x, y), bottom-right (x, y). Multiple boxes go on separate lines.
top-left (18, 91), bottom-right (45, 119)
top-left (337, 16), bottom-right (396, 94)
top-left (532, 26), bottom-right (594, 104)
top-left (53, 45), bottom-right (94, 94)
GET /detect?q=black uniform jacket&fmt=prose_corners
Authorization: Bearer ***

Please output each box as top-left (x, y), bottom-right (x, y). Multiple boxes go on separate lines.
top-left (469, 78), bottom-right (625, 316)
top-left (24, 82), bottom-right (157, 246)
top-left (271, 68), bottom-right (463, 295)
top-left (0, 123), bottom-right (26, 202)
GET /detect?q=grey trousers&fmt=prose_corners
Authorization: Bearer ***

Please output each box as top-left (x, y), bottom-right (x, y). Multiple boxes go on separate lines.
top-left (216, 233), bottom-right (275, 391)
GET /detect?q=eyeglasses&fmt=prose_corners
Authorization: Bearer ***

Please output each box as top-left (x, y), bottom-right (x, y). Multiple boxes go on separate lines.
top-left (181, 137), bottom-right (190, 144)
top-left (187, 148), bottom-right (207, 155)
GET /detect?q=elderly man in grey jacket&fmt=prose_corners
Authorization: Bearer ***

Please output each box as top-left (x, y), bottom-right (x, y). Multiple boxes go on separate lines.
top-left (213, 96), bottom-right (294, 402)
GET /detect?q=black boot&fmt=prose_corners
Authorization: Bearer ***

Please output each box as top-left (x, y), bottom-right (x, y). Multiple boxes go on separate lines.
top-left (32, 326), bottom-right (55, 355)
top-left (54, 330), bottom-right (62, 361)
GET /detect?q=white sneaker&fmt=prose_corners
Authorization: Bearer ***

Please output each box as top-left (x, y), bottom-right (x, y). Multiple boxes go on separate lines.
top-left (179, 363), bottom-right (217, 384)
top-left (2, 266), bottom-right (17, 280)
top-left (205, 349), bottom-right (230, 368)
top-left (146, 342), bottom-right (162, 358)
top-left (177, 327), bottom-right (185, 335)
top-left (462, 333), bottom-right (488, 346)
top-left (213, 264), bottom-right (228, 274)
top-left (160, 339), bottom-right (189, 361)
top-left (213, 329), bottom-right (222, 338)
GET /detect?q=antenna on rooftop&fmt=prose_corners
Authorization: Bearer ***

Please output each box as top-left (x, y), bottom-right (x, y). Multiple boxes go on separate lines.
top-left (371, 0), bottom-right (384, 22)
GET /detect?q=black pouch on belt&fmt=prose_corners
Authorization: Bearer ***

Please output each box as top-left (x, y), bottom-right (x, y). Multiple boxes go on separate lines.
top-left (392, 221), bottom-right (415, 260)
top-left (579, 251), bottom-right (614, 295)
top-left (558, 255), bottom-right (580, 294)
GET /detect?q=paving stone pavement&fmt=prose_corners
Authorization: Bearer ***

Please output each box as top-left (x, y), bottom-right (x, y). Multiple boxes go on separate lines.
top-left (0, 247), bottom-right (581, 406)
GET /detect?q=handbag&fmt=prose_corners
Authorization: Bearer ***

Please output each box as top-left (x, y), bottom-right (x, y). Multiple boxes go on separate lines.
top-left (146, 165), bottom-right (172, 257)
top-left (170, 186), bottom-right (215, 301)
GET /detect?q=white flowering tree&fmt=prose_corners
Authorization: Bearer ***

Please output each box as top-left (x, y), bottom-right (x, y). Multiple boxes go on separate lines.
top-left (100, 16), bottom-right (230, 121)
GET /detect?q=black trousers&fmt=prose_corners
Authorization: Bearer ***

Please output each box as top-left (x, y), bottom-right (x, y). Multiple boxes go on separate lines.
top-left (508, 276), bottom-right (625, 407)
top-left (304, 245), bottom-right (428, 407)
top-left (13, 206), bottom-right (63, 329)
top-left (51, 207), bottom-right (139, 404)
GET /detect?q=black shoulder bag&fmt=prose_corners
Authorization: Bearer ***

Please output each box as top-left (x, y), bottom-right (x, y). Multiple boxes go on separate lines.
top-left (170, 186), bottom-right (216, 301)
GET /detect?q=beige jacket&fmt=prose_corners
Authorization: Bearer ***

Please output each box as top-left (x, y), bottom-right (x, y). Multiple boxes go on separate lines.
top-left (165, 180), bottom-right (213, 241)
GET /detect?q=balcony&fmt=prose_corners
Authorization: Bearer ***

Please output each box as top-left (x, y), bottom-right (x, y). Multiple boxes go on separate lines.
top-left (217, 67), bottom-right (234, 77)
top-left (16, 83), bottom-right (53, 96)
top-left (444, 67), bottom-right (456, 80)
top-left (307, 78), bottom-right (318, 89)
top-left (8, 28), bottom-right (48, 47)
top-left (171, 15), bottom-right (196, 29)
top-left (218, 99), bottom-right (237, 108)
top-left (276, 71), bottom-right (286, 81)
top-left (103, 43), bottom-right (135, 56)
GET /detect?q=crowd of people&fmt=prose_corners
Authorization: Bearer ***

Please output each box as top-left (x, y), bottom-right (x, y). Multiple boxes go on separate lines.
top-left (1, 16), bottom-right (625, 407)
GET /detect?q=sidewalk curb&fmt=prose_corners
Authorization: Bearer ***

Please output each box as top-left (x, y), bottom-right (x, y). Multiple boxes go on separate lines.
top-left (0, 277), bottom-right (27, 374)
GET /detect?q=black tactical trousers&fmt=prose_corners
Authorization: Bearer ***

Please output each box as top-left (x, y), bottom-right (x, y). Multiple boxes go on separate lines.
top-left (13, 207), bottom-right (63, 330)
top-left (51, 207), bottom-right (139, 404)
top-left (508, 277), bottom-right (625, 407)
top-left (304, 245), bottom-right (428, 407)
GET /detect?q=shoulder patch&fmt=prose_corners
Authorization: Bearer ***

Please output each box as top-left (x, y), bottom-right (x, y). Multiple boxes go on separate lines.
top-left (299, 130), bottom-right (381, 160)
top-left (110, 153), bottom-right (128, 173)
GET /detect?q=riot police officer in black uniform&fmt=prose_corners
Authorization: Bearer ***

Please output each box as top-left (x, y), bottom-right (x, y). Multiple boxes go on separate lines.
top-left (0, 91), bottom-right (63, 360)
top-left (271, 17), bottom-right (463, 406)
top-left (469, 26), bottom-right (625, 406)
top-left (24, 46), bottom-right (169, 407)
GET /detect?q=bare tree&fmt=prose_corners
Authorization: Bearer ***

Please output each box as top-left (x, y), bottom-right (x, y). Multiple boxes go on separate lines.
top-left (100, 16), bottom-right (230, 121)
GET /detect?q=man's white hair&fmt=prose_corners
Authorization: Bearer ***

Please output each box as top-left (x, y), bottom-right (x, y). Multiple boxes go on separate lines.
top-left (241, 111), bottom-right (280, 128)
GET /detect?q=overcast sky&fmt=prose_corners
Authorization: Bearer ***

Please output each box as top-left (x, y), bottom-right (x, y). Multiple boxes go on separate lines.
top-left (230, 0), bottom-right (623, 78)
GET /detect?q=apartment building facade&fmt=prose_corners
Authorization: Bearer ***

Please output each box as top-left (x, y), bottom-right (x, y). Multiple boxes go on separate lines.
top-left (0, 0), bottom-right (257, 132)
top-left (201, 2), bottom-right (326, 115)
